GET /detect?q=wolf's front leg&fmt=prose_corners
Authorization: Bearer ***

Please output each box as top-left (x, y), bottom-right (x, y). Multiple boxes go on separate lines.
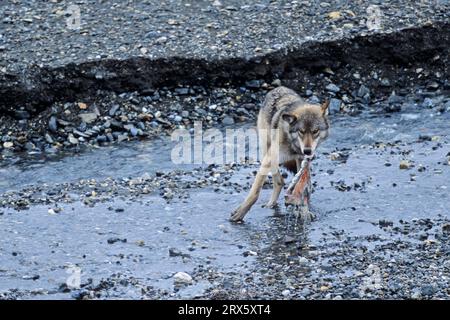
top-left (230, 155), bottom-right (272, 222)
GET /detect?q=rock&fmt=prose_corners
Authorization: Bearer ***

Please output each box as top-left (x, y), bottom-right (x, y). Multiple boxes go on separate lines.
top-left (418, 134), bottom-right (432, 141)
top-left (380, 78), bottom-right (391, 87)
top-left (411, 290), bottom-right (421, 299)
top-left (169, 248), bottom-right (190, 258)
top-left (328, 98), bottom-right (341, 114)
top-left (399, 160), bottom-right (412, 169)
top-left (79, 113), bottom-right (98, 124)
top-left (130, 127), bottom-right (139, 136)
top-left (155, 36), bottom-right (167, 44)
top-left (173, 272), bottom-right (193, 285)
top-left (68, 134), bottom-right (79, 145)
top-left (174, 115), bottom-right (182, 122)
top-left (78, 102), bottom-right (88, 110)
top-left (283, 235), bottom-right (296, 244)
top-left (298, 257), bottom-right (309, 264)
top-left (384, 104), bottom-right (401, 113)
top-left (24, 142), bottom-right (35, 150)
top-left (427, 82), bottom-right (439, 90)
top-left (309, 95), bottom-right (320, 104)
top-left (3, 141), bottom-right (14, 149)
top-left (271, 79), bottom-right (281, 87)
top-left (96, 135), bottom-right (107, 143)
top-left (282, 289), bottom-right (291, 297)
top-left (107, 237), bottom-right (127, 244)
top-left (357, 85), bottom-right (370, 98)
top-left (222, 116), bottom-right (234, 125)
top-left (45, 133), bottom-right (54, 144)
top-left (48, 116), bottom-right (58, 133)
top-left (388, 93), bottom-right (403, 105)
top-left (327, 11), bottom-right (341, 19)
top-left (109, 104), bottom-right (120, 116)
top-left (175, 88), bottom-right (189, 95)
top-left (420, 285), bottom-right (435, 296)
top-left (181, 111), bottom-right (189, 118)
top-left (117, 134), bottom-right (128, 143)
top-left (14, 110), bottom-right (30, 120)
top-left (326, 83), bottom-right (340, 93)
top-left (245, 80), bottom-right (263, 89)
top-left (422, 98), bottom-right (434, 108)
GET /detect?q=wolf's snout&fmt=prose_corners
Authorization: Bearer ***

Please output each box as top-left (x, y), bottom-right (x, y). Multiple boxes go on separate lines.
top-left (303, 147), bottom-right (312, 156)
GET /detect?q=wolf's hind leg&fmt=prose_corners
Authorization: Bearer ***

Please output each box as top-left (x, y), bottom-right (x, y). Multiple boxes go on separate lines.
top-left (264, 169), bottom-right (284, 208)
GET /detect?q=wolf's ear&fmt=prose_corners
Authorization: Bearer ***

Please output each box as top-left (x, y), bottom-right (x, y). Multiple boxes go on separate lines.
top-left (282, 113), bottom-right (297, 125)
top-left (321, 100), bottom-right (330, 116)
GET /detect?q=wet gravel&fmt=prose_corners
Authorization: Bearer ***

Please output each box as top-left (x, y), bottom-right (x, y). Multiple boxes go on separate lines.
top-left (2, 0), bottom-right (448, 72)
top-left (203, 215), bottom-right (450, 300)
top-left (1, 71), bottom-right (449, 157)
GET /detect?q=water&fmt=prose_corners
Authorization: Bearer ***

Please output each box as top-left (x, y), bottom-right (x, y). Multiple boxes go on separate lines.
top-left (1, 108), bottom-right (449, 298)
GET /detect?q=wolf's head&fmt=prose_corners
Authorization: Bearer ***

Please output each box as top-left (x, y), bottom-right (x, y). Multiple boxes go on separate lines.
top-left (281, 101), bottom-right (330, 158)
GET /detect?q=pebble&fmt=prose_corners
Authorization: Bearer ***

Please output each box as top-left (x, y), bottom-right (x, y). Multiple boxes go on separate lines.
top-left (155, 36), bottom-right (167, 44)
top-left (48, 116), bottom-right (58, 133)
top-left (357, 85), bottom-right (370, 98)
top-left (281, 289), bottom-right (291, 297)
top-left (109, 104), bottom-right (120, 116)
top-left (328, 98), bottom-right (341, 114)
top-left (399, 160), bottom-right (412, 169)
top-left (79, 113), bottom-right (98, 124)
top-left (3, 141), bottom-right (14, 148)
top-left (222, 116), bottom-right (234, 125)
top-left (422, 98), bottom-right (434, 108)
top-left (173, 272), bottom-right (193, 285)
top-left (68, 134), bottom-right (79, 145)
top-left (326, 83), bottom-right (340, 93)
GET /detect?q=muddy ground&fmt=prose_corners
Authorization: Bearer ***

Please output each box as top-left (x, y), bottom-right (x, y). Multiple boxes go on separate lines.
top-left (0, 0), bottom-right (450, 300)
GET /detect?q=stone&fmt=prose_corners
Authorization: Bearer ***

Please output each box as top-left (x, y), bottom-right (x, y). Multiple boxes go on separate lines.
top-left (173, 272), bottom-right (193, 285)
top-left (326, 83), bottom-right (340, 93)
top-left (222, 116), bottom-right (234, 125)
top-left (328, 98), bottom-right (341, 114)
top-left (48, 116), bottom-right (58, 133)
top-left (422, 98), bottom-right (434, 108)
top-left (245, 80), bottom-right (263, 89)
top-left (68, 134), bottom-right (79, 144)
top-left (282, 290), bottom-right (291, 297)
top-left (79, 113), bottom-right (98, 124)
top-left (399, 160), bottom-right (412, 169)
top-left (3, 141), bottom-right (14, 148)
top-left (357, 85), bottom-right (370, 98)
top-left (109, 104), bottom-right (120, 116)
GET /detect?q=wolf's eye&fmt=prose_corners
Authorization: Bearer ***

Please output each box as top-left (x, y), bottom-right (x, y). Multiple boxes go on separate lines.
top-left (312, 129), bottom-right (319, 135)
top-left (299, 130), bottom-right (306, 135)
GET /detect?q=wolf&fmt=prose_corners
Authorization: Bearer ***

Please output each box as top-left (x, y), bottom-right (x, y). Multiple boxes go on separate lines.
top-left (230, 86), bottom-right (330, 222)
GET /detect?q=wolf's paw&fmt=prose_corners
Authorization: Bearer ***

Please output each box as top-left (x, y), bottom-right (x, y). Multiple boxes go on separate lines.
top-left (262, 201), bottom-right (278, 209)
top-left (230, 207), bottom-right (248, 222)
top-left (300, 207), bottom-right (316, 222)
